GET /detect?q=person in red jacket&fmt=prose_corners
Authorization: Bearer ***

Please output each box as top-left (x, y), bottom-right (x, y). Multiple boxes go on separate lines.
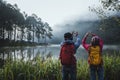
top-left (59, 32), bottom-right (80, 80)
top-left (82, 32), bottom-right (104, 80)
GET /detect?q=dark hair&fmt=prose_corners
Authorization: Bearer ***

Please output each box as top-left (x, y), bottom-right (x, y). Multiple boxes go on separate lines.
top-left (64, 32), bottom-right (73, 40)
top-left (91, 36), bottom-right (100, 46)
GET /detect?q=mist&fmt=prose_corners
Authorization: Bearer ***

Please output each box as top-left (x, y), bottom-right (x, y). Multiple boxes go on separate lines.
top-left (48, 13), bottom-right (100, 44)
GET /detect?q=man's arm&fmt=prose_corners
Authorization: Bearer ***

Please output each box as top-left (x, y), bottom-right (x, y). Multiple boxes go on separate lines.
top-left (74, 35), bottom-right (81, 50)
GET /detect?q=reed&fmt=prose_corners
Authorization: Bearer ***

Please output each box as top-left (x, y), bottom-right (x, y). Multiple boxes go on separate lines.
top-left (0, 52), bottom-right (120, 80)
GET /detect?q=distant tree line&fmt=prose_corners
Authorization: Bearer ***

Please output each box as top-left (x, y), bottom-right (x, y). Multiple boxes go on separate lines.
top-left (0, 0), bottom-right (53, 46)
top-left (88, 16), bottom-right (120, 44)
top-left (89, 0), bottom-right (120, 44)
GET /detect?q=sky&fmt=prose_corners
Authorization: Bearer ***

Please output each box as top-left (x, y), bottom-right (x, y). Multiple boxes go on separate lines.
top-left (6, 0), bottom-right (99, 28)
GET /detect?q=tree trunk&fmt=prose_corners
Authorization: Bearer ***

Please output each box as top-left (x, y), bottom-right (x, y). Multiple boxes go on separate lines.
top-left (2, 27), bottom-right (5, 39)
top-left (14, 26), bottom-right (16, 41)
top-left (33, 25), bottom-right (35, 42)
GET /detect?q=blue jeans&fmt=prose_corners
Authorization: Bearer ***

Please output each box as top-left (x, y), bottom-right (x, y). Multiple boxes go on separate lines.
top-left (62, 65), bottom-right (76, 80)
top-left (90, 65), bottom-right (104, 80)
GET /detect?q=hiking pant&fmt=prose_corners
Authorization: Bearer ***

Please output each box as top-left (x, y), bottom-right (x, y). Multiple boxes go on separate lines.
top-left (90, 65), bottom-right (104, 80)
top-left (62, 65), bottom-right (76, 80)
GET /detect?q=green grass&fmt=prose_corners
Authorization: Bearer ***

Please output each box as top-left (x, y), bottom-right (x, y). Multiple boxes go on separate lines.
top-left (0, 53), bottom-right (120, 80)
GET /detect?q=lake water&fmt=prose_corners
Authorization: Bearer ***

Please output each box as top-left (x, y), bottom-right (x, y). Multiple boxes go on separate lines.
top-left (0, 44), bottom-right (120, 61)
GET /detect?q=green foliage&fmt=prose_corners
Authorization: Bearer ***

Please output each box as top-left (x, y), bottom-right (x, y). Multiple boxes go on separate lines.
top-left (89, 0), bottom-right (120, 45)
top-left (103, 54), bottom-right (120, 80)
top-left (100, 0), bottom-right (120, 11)
top-left (93, 16), bottom-right (120, 44)
top-left (77, 60), bottom-right (89, 80)
top-left (0, 53), bottom-right (120, 80)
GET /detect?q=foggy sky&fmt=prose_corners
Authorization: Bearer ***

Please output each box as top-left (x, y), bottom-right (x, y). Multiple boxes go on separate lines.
top-left (5, 0), bottom-right (101, 44)
top-left (6, 0), bottom-right (99, 27)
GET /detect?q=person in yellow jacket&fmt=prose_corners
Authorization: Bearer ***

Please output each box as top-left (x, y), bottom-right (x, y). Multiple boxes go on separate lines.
top-left (82, 32), bottom-right (104, 80)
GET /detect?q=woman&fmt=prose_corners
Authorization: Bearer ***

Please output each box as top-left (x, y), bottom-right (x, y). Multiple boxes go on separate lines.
top-left (82, 32), bottom-right (104, 80)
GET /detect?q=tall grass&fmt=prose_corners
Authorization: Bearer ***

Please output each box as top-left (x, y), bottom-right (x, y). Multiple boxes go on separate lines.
top-left (0, 52), bottom-right (120, 80)
top-left (103, 52), bottom-right (120, 80)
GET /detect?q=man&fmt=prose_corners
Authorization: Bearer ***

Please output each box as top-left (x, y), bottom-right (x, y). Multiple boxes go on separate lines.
top-left (59, 32), bottom-right (80, 80)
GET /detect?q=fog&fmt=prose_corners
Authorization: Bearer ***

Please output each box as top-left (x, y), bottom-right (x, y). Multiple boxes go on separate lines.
top-left (48, 13), bottom-right (100, 44)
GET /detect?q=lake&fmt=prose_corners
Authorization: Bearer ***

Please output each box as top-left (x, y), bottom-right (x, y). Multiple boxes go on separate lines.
top-left (0, 44), bottom-right (120, 61)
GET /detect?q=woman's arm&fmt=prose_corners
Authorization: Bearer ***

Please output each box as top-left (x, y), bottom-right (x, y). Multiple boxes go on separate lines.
top-left (82, 33), bottom-right (90, 51)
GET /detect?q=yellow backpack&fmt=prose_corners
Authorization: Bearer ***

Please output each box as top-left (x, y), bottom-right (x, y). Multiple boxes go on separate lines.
top-left (88, 46), bottom-right (102, 65)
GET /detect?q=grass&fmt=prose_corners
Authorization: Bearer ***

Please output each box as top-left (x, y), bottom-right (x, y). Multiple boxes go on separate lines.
top-left (0, 52), bottom-right (120, 80)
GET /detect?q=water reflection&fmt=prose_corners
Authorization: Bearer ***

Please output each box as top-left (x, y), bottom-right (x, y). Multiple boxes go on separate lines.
top-left (0, 45), bottom-right (120, 62)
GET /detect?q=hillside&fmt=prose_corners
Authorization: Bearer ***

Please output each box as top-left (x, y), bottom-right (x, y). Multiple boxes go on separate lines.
top-left (51, 16), bottom-right (120, 44)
